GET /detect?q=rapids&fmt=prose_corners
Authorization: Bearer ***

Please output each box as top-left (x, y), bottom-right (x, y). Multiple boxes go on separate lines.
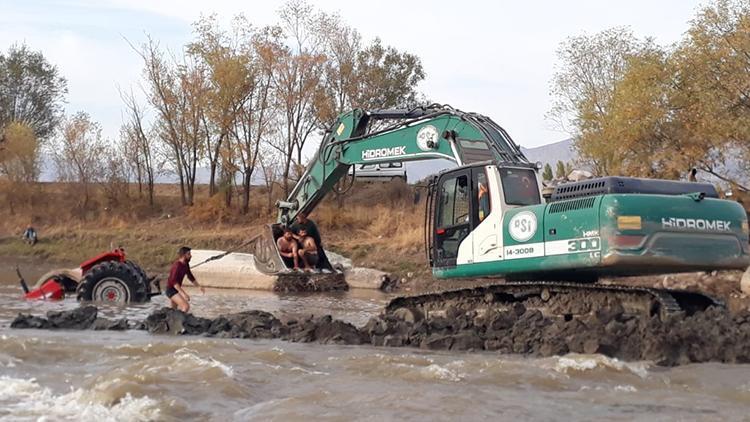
top-left (2, 264), bottom-right (750, 420)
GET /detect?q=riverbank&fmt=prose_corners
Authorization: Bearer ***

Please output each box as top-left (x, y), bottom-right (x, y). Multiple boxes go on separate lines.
top-left (0, 181), bottom-right (431, 286)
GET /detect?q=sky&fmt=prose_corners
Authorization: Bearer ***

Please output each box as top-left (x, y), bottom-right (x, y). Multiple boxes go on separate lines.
top-left (0, 0), bottom-right (709, 149)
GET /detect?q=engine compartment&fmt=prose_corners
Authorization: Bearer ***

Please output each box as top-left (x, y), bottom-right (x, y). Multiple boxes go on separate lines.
top-left (550, 176), bottom-right (718, 202)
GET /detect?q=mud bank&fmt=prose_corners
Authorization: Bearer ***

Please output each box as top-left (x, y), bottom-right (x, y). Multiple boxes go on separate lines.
top-left (12, 303), bottom-right (750, 367)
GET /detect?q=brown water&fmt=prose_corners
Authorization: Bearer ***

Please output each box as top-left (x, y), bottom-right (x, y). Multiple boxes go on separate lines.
top-left (2, 263), bottom-right (750, 420)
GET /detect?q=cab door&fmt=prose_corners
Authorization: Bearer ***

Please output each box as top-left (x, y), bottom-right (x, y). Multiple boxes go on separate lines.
top-left (471, 165), bottom-right (504, 263)
top-left (433, 169), bottom-right (473, 268)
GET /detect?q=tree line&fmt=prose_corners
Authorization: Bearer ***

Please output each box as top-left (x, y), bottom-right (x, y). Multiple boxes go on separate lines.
top-left (0, 0), bottom-right (424, 215)
top-left (550, 0), bottom-right (750, 193)
top-left (4, 0), bottom-right (749, 219)
top-left (123, 1), bottom-right (424, 212)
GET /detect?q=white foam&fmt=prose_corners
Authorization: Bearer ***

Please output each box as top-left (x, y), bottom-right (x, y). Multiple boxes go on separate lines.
top-left (234, 398), bottom-right (289, 418)
top-left (0, 376), bottom-right (160, 421)
top-left (420, 364), bottom-right (463, 382)
top-left (289, 366), bottom-right (329, 376)
top-left (172, 348), bottom-right (234, 377)
top-left (551, 354), bottom-right (650, 378)
top-left (0, 356), bottom-right (20, 368)
top-left (614, 384), bottom-right (638, 392)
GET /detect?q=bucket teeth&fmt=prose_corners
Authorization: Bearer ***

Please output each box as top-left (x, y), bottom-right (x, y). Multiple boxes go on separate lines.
top-left (249, 225), bottom-right (286, 275)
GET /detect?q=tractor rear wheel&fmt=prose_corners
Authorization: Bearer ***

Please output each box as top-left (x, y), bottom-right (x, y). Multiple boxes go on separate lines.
top-left (77, 261), bottom-right (149, 304)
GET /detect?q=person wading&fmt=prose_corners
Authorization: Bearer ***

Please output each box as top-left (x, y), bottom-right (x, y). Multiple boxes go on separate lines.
top-left (166, 246), bottom-right (204, 312)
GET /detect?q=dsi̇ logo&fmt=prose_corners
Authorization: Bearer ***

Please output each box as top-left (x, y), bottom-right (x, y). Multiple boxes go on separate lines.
top-left (509, 211), bottom-right (537, 242)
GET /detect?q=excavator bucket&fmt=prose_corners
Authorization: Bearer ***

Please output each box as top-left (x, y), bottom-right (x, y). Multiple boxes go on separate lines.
top-left (248, 224), bottom-right (349, 292)
top-left (248, 224), bottom-right (286, 275)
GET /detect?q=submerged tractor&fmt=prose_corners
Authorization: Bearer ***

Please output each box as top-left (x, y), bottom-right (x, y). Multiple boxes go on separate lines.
top-left (19, 248), bottom-right (159, 303)
top-left (252, 105), bottom-right (749, 318)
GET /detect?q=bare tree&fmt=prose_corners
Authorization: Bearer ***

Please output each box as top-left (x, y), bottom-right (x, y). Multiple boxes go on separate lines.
top-left (188, 15), bottom-right (256, 197)
top-left (271, 0), bottom-right (327, 195)
top-left (54, 112), bottom-right (107, 208)
top-left (100, 143), bottom-right (131, 208)
top-left (230, 28), bottom-right (281, 214)
top-left (120, 89), bottom-right (157, 206)
top-left (258, 145), bottom-right (283, 213)
top-left (134, 37), bottom-right (205, 206)
top-left (0, 121), bottom-right (38, 213)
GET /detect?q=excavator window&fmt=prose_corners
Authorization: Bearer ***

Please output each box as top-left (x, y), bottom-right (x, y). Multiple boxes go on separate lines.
top-left (434, 171), bottom-right (472, 266)
top-left (500, 168), bottom-right (541, 206)
top-left (475, 170), bottom-right (491, 223)
top-left (458, 139), bottom-right (495, 163)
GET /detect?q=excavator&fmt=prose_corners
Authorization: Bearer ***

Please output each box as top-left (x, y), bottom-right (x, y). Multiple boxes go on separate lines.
top-left (250, 105), bottom-right (750, 319)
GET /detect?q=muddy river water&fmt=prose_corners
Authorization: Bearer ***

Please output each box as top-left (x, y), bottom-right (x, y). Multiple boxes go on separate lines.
top-left (1, 264), bottom-right (750, 420)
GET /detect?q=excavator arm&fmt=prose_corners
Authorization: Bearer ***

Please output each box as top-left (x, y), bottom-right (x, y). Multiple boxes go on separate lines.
top-left (250, 105), bottom-right (531, 274)
top-left (277, 105), bottom-right (529, 225)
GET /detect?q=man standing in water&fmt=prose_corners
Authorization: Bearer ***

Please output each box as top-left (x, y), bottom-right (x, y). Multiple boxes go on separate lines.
top-left (291, 212), bottom-right (332, 270)
top-left (166, 246), bottom-right (204, 312)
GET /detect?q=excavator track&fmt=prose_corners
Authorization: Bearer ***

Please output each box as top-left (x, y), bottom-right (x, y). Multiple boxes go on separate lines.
top-left (385, 281), bottom-right (723, 321)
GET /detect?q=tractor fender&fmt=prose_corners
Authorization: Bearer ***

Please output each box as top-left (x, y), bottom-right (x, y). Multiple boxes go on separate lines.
top-left (80, 250), bottom-right (126, 274)
top-left (32, 268), bottom-right (82, 291)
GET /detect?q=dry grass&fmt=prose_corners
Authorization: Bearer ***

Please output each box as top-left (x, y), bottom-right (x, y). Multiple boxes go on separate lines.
top-left (0, 180), bottom-right (432, 280)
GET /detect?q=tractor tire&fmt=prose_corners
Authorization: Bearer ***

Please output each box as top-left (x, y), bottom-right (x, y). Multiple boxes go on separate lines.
top-left (126, 259), bottom-right (156, 296)
top-left (126, 260), bottom-right (149, 286)
top-left (76, 261), bottom-right (149, 304)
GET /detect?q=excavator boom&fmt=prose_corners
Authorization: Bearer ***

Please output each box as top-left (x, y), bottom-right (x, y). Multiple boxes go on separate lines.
top-left (277, 105), bottom-right (529, 226)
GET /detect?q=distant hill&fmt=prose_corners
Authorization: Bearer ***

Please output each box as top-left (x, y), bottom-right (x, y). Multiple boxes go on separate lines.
top-left (403, 138), bottom-right (577, 183)
top-left (521, 138), bottom-right (576, 168)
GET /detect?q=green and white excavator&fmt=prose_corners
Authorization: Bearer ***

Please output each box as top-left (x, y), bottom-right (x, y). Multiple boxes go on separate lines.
top-left (251, 105), bottom-right (750, 318)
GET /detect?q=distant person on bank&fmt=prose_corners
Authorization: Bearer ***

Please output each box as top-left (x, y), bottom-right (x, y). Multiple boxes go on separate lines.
top-left (21, 223), bottom-right (37, 246)
top-left (166, 246), bottom-right (204, 312)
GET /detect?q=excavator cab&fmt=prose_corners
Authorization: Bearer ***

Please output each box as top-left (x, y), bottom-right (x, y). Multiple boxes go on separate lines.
top-left (427, 162), bottom-right (544, 271)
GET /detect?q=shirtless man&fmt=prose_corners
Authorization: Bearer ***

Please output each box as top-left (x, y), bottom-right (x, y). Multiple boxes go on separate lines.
top-left (296, 228), bottom-right (318, 271)
top-left (291, 212), bottom-right (332, 270)
top-left (277, 227), bottom-right (299, 270)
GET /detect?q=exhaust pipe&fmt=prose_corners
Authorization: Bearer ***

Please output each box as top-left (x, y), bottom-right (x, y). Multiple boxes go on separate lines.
top-left (16, 267), bottom-right (29, 294)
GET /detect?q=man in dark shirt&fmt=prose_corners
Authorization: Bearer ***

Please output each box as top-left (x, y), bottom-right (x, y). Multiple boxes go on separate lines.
top-left (166, 246), bottom-right (204, 312)
top-left (291, 212), bottom-right (332, 270)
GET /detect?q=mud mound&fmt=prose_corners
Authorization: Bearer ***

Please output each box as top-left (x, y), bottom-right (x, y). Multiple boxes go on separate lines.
top-left (274, 272), bottom-right (348, 292)
top-left (12, 304), bottom-right (750, 366)
top-left (11, 306), bottom-right (134, 331)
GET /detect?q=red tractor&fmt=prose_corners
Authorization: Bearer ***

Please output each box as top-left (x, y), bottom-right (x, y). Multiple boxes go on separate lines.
top-left (18, 248), bottom-right (159, 304)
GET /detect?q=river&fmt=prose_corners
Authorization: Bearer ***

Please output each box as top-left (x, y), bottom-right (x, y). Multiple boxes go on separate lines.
top-left (1, 263), bottom-right (750, 421)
